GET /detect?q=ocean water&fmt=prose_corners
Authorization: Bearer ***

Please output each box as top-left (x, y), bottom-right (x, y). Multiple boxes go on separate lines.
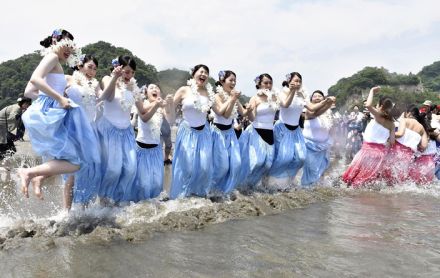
top-left (1, 152), bottom-right (439, 277)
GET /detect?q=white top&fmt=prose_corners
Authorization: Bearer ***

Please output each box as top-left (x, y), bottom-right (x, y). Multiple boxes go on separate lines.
top-left (213, 111), bottom-right (233, 125)
top-left (252, 102), bottom-right (275, 130)
top-left (66, 85), bottom-right (97, 122)
top-left (181, 95), bottom-right (208, 127)
top-left (279, 95), bottom-right (305, 126)
top-left (421, 140), bottom-right (437, 155)
top-left (303, 118), bottom-right (329, 142)
top-left (39, 73), bottom-right (67, 97)
top-left (136, 108), bottom-right (163, 145)
top-left (103, 89), bottom-right (133, 129)
top-left (363, 120), bottom-right (390, 145)
top-left (396, 127), bottom-right (421, 152)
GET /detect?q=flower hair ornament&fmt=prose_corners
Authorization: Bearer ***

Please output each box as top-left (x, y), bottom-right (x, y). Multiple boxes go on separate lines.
top-left (111, 58), bottom-right (120, 67)
top-left (285, 73), bottom-right (292, 82)
top-left (218, 70), bottom-right (226, 81)
top-left (254, 76), bottom-right (260, 85)
top-left (52, 28), bottom-right (63, 38)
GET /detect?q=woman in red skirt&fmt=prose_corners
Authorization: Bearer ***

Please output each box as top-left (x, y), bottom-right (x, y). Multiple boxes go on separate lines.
top-left (383, 105), bottom-right (428, 184)
top-left (342, 86), bottom-right (395, 187)
top-left (409, 118), bottom-right (438, 184)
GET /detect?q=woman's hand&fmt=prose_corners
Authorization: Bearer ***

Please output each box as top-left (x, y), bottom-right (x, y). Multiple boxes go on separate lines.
top-left (59, 96), bottom-right (72, 109)
top-left (112, 65), bottom-right (124, 78)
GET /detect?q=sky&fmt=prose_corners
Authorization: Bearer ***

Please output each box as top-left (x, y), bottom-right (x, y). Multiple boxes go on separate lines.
top-left (1, 0), bottom-right (439, 96)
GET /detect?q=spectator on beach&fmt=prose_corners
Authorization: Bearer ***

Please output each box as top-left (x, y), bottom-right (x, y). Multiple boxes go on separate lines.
top-left (0, 97), bottom-right (32, 159)
top-left (161, 116), bottom-right (173, 164)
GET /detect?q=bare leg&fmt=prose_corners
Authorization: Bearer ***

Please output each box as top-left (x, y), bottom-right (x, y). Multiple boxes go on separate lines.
top-left (31, 175), bottom-right (46, 200)
top-left (164, 146), bottom-right (172, 161)
top-left (63, 175), bottom-right (74, 211)
top-left (18, 160), bottom-right (80, 199)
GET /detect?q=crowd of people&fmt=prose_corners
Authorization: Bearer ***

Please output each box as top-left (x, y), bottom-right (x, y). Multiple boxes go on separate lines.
top-left (5, 29), bottom-right (438, 211)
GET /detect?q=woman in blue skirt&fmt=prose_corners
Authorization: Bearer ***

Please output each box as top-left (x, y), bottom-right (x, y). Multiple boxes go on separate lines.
top-left (210, 70), bottom-right (247, 196)
top-left (269, 72), bottom-right (332, 190)
top-left (170, 64), bottom-right (214, 199)
top-left (97, 55), bottom-right (142, 204)
top-left (238, 73), bottom-right (278, 192)
top-left (301, 90), bottom-right (336, 187)
top-left (132, 84), bottom-right (174, 201)
top-left (64, 54), bottom-right (102, 209)
top-left (19, 29), bottom-right (100, 200)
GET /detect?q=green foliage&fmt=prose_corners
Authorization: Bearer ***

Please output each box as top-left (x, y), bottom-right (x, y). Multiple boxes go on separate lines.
top-left (157, 68), bottom-right (191, 95)
top-left (328, 66), bottom-right (429, 109)
top-left (80, 41), bottom-right (159, 86)
top-left (0, 41), bottom-right (159, 109)
top-left (375, 86), bottom-right (439, 114)
top-left (0, 52), bottom-right (41, 108)
top-left (418, 61), bottom-right (440, 91)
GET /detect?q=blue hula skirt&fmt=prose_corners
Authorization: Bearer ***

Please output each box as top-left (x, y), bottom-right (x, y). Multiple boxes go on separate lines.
top-left (22, 95), bottom-right (101, 204)
top-left (210, 125), bottom-right (241, 195)
top-left (269, 121), bottom-right (306, 179)
top-left (238, 125), bottom-right (274, 191)
top-left (22, 95), bottom-right (100, 166)
top-left (301, 137), bottom-right (331, 187)
top-left (170, 121), bottom-right (213, 199)
top-left (96, 117), bottom-right (137, 203)
top-left (72, 122), bottom-right (102, 205)
top-left (132, 144), bottom-right (164, 202)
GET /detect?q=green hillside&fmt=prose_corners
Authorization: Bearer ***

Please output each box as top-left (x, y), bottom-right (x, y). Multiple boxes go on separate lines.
top-left (328, 66), bottom-right (440, 111)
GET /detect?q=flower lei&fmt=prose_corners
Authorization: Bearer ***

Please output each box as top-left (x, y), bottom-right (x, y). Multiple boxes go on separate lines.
top-left (40, 38), bottom-right (82, 68)
top-left (116, 77), bottom-right (143, 112)
top-left (149, 104), bottom-right (163, 140)
top-left (256, 89), bottom-right (280, 111)
top-left (71, 71), bottom-right (99, 105)
top-left (318, 109), bottom-right (334, 130)
top-left (216, 85), bottom-right (238, 119)
top-left (187, 78), bottom-right (215, 113)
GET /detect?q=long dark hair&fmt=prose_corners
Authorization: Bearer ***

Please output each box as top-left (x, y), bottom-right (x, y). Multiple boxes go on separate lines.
top-left (378, 97), bottom-right (394, 121)
top-left (407, 104), bottom-right (430, 134)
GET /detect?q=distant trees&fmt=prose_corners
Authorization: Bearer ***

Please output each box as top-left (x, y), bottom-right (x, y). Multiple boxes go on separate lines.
top-left (328, 66), bottom-right (439, 111)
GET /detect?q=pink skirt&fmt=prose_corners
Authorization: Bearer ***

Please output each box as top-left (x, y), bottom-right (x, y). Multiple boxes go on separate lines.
top-left (342, 142), bottom-right (388, 187)
top-left (382, 142), bottom-right (414, 184)
top-left (409, 155), bottom-right (435, 184)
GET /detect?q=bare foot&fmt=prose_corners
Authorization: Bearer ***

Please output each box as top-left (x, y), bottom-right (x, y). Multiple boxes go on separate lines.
top-left (18, 168), bottom-right (31, 198)
top-left (31, 176), bottom-right (45, 200)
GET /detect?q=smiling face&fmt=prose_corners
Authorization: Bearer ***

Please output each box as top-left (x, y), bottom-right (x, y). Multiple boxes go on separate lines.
top-left (57, 45), bottom-right (73, 62)
top-left (222, 74), bottom-right (236, 92)
top-left (259, 76), bottom-right (273, 90)
top-left (311, 92), bottom-right (325, 103)
top-left (79, 60), bottom-right (97, 79)
top-left (193, 67), bottom-right (209, 86)
top-left (146, 84), bottom-right (161, 101)
top-left (121, 65), bottom-right (135, 83)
